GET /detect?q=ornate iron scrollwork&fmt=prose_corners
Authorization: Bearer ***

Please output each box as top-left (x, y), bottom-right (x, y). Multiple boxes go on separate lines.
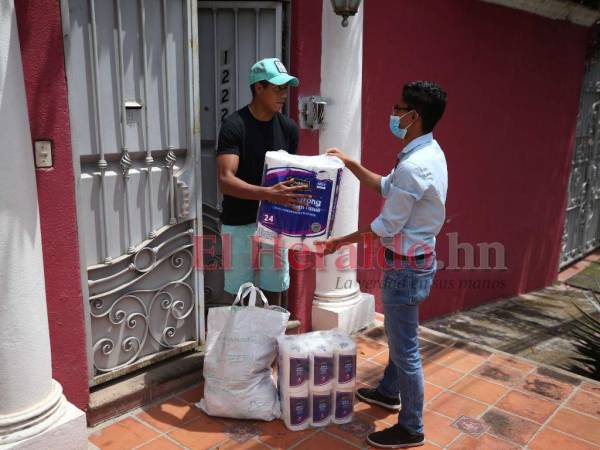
top-left (88, 223), bottom-right (196, 374)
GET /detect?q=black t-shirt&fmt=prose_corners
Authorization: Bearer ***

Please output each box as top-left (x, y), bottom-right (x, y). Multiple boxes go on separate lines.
top-left (216, 106), bottom-right (299, 225)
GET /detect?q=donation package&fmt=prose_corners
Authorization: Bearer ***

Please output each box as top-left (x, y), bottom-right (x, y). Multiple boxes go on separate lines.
top-left (198, 283), bottom-right (289, 421)
top-left (256, 150), bottom-right (344, 252)
top-left (277, 330), bottom-right (357, 430)
top-left (198, 283), bottom-right (358, 429)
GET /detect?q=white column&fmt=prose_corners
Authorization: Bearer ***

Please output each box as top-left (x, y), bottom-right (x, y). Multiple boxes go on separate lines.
top-left (0, 3), bottom-right (86, 449)
top-left (312, 0), bottom-right (374, 333)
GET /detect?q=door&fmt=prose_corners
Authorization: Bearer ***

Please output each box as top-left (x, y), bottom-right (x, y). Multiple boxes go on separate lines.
top-left (198, 1), bottom-right (283, 305)
top-left (62, 0), bottom-right (203, 385)
top-left (561, 45), bottom-right (600, 268)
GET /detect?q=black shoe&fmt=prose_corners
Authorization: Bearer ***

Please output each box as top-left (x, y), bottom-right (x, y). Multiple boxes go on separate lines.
top-left (367, 423), bottom-right (425, 448)
top-left (356, 388), bottom-right (401, 411)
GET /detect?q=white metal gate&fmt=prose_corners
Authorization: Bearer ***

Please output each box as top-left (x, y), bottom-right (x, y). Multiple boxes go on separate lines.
top-left (561, 42), bottom-right (600, 268)
top-left (62, 0), bottom-right (203, 385)
top-left (198, 1), bottom-right (283, 305)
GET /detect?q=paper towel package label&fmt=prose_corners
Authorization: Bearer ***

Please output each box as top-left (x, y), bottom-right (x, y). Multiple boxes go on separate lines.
top-left (314, 356), bottom-right (334, 386)
top-left (290, 396), bottom-right (310, 425)
top-left (259, 168), bottom-right (334, 237)
top-left (335, 391), bottom-right (354, 419)
top-left (338, 354), bottom-right (357, 384)
top-left (257, 152), bottom-right (344, 251)
top-left (289, 357), bottom-right (309, 387)
top-left (313, 393), bottom-right (332, 422)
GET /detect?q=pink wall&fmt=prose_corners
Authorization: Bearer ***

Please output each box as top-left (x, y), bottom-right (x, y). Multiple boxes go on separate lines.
top-left (16, 1), bottom-right (89, 410)
top-left (287, 0), bottom-right (322, 331)
top-left (289, 0), bottom-right (322, 156)
top-left (360, 0), bottom-right (590, 319)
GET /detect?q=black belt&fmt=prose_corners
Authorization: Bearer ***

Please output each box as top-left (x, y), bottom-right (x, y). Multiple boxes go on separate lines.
top-left (384, 248), bottom-right (433, 263)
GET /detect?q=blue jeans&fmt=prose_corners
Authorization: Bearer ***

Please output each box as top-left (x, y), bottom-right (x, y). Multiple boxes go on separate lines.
top-left (377, 252), bottom-right (437, 434)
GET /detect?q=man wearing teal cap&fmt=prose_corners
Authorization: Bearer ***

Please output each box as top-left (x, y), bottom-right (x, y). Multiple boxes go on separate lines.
top-left (216, 58), bottom-right (305, 315)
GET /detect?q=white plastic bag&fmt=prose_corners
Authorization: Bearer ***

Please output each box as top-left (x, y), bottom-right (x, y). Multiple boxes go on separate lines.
top-left (198, 283), bottom-right (290, 420)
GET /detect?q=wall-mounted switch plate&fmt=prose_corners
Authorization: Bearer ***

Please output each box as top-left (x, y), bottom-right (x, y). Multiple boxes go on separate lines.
top-left (34, 140), bottom-right (53, 168)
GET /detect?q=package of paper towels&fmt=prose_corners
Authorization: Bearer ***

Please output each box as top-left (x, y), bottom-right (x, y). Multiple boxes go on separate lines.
top-left (277, 329), bottom-right (357, 430)
top-left (256, 150), bottom-right (344, 252)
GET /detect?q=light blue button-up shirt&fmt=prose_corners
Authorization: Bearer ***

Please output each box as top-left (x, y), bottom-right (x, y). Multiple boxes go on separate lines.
top-left (370, 133), bottom-right (448, 256)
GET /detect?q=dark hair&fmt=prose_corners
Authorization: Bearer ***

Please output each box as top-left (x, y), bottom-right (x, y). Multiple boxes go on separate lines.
top-left (250, 80), bottom-right (270, 97)
top-left (402, 81), bottom-right (447, 133)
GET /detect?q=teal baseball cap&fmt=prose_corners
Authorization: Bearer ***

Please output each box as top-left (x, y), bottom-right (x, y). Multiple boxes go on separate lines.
top-left (249, 58), bottom-right (299, 87)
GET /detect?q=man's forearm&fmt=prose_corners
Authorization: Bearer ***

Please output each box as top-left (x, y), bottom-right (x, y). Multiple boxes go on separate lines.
top-left (219, 175), bottom-right (268, 201)
top-left (345, 159), bottom-right (382, 195)
top-left (335, 225), bottom-right (378, 247)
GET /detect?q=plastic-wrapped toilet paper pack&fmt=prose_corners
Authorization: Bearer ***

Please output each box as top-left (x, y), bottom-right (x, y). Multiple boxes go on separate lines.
top-left (311, 389), bottom-right (332, 427)
top-left (277, 329), bottom-right (357, 430)
top-left (277, 336), bottom-right (310, 390)
top-left (309, 341), bottom-right (334, 390)
top-left (333, 388), bottom-right (354, 424)
top-left (256, 151), bottom-right (344, 252)
top-left (333, 337), bottom-right (357, 387)
top-left (281, 387), bottom-right (311, 431)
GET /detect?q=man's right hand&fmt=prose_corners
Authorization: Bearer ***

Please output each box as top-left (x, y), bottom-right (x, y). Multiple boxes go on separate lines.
top-left (265, 179), bottom-right (311, 209)
top-left (327, 147), bottom-right (383, 196)
top-left (326, 147), bottom-right (355, 167)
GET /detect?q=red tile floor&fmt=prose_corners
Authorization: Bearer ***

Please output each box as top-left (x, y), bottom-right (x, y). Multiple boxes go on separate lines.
top-left (89, 312), bottom-right (600, 450)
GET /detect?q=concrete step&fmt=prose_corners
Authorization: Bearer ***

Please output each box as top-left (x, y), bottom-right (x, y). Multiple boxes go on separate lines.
top-left (87, 350), bottom-right (204, 427)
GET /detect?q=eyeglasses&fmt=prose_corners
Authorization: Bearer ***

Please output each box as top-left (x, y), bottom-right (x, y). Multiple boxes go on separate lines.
top-left (392, 104), bottom-right (412, 114)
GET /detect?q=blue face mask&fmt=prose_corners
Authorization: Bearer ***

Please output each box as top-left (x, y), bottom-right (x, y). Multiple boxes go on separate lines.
top-left (389, 112), bottom-right (413, 139)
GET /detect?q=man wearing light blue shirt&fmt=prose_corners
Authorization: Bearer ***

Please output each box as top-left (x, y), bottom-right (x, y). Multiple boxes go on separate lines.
top-left (321, 81), bottom-right (447, 448)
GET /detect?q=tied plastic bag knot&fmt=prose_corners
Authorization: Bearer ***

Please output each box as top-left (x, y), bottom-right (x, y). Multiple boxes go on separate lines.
top-left (233, 282), bottom-right (269, 308)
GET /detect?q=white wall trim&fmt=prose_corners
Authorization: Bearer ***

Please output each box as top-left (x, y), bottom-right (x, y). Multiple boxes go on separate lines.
top-left (315, 0), bottom-right (364, 301)
top-left (481, 0), bottom-right (600, 26)
top-left (0, 3), bottom-right (87, 448)
top-left (312, 0), bottom-right (375, 334)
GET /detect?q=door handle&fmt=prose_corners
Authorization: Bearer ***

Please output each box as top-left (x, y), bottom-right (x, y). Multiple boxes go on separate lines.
top-left (177, 180), bottom-right (190, 220)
